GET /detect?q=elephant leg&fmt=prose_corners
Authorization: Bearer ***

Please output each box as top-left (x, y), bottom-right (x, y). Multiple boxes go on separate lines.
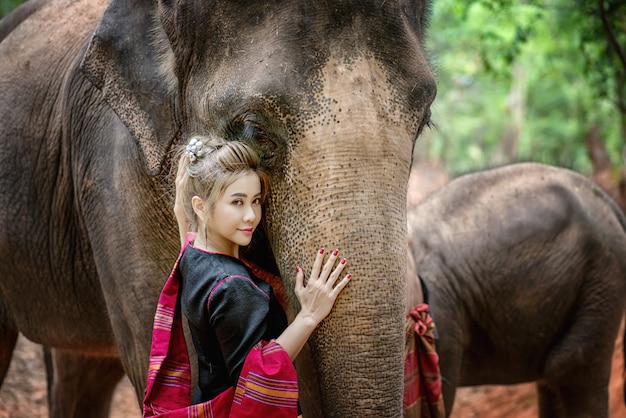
top-left (555, 383), bottom-right (607, 418)
top-left (537, 382), bottom-right (562, 418)
top-left (0, 326), bottom-right (18, 385)
top-left (440, 366), bottom-right (458, 417)
top-left (432, 332), bottom-right (461, 417)
top-left (47, 348), bottom-right (125, 418)
top-left (539, 379), bottom-right (608, 418)
top-left (538, 379), bottom-right (610, 418)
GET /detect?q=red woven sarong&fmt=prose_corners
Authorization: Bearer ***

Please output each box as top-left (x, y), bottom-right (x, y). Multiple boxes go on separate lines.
top-left (142, 238), bottom-right (298, 418)
top-left (403, 303), bottom-right (446, 418)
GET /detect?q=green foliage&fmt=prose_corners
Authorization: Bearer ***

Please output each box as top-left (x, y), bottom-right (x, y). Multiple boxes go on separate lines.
top-left (423, 0), bottom-right (626, 177)
top-left (0, 0), bottom-right (22, 17)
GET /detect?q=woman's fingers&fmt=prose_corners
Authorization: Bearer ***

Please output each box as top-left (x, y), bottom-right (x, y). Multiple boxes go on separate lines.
top-left (174, 156), bottom-right (188, 204)
top-left (295, 249), bottom-right (352, 324)
top-left (319, 249), bottom-right (339, 280)
top-left (295, 266), bottom-right (304, 290)
top-left (319, 249), bottom-right (346, 288)
top-left (330, 273), bottom-right (352, 297)
top-left (309, 248), bottom-right (325, 282)
top-left (325, 257), bottom-right (347, 288)
top-left (175, 155), bottom-right (191, 196)
top-left (307, 248), bottom-right (348, 288)
top-left (175, 155), bottom-right (187, 180)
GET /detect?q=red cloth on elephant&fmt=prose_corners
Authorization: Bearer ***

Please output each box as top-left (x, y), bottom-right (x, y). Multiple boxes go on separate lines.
top-left (403, 303), bottom-right (446, 418)
top-left (142, 240), bottom-right (298, 418)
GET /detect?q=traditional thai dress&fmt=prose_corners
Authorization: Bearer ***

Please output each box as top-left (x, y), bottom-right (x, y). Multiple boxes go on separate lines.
top-left (142, 239), bottom-right (299, 418)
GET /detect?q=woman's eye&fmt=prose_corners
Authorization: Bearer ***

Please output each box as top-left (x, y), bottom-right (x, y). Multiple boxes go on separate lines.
top-left (232, 200), bottom-right (243, 206)
top-left (252, 198), bottom-right (261, 205)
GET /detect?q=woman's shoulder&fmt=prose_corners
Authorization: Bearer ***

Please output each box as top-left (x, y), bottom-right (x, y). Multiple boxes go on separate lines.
top-left (182, 245), bottom-right (247, 275)
top-left (181, 246), bottom-right (271, 301)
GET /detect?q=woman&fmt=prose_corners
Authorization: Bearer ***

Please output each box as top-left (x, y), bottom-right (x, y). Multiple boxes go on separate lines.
top-left (143, 135), bottom-right (351, 417)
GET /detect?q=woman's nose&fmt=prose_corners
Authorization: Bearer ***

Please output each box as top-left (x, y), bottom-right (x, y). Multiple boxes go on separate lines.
top-left (243, 205), bottom-right (256, 222)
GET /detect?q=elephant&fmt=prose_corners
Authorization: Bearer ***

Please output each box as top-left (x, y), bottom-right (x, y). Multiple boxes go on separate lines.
top-left (0, 0), bottom-right (436, 416)
top-left (407, 162), bottom-right (626, 418)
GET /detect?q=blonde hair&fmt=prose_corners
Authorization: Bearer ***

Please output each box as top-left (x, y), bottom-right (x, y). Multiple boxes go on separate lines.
top-left (178, 135), bottom-right (269, 233)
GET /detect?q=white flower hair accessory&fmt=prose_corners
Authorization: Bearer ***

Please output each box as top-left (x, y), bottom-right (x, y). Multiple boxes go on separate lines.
top-left (185, 138), bottom-right (205, 162)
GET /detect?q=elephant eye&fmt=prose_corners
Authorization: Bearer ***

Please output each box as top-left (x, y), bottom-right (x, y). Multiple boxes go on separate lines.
top-left (415, 108), bottom-right (434, 140)
top-left (221, 111), bottom-right (282, 168)
top-left (254, 128), bottom-right (271, 146)
top-left (253, 128), bottom-right (277, 158)
top-left (240, 115), bottom-right (278, 157)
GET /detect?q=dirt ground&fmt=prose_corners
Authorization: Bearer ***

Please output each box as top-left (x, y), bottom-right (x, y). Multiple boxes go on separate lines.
top-left (0, 330), bottom-right (624, 417)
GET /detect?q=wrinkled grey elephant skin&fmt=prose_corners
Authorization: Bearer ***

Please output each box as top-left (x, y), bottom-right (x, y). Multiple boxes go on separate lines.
top-left (0, 0), bottom-right (436, 417)
top-left (408, 162), bottom-right (626, 418)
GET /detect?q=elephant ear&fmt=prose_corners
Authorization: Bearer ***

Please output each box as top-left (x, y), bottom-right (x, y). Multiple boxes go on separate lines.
top-left (80, 0), bottom-right (179, 175)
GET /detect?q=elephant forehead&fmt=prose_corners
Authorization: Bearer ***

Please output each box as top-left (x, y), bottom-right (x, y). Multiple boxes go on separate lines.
top-left (292, 55), bottom-right (425, 144)
top-left (181, 4), bottom-right (435, 129)
top-left (188, 52), bottom-right (427, 150)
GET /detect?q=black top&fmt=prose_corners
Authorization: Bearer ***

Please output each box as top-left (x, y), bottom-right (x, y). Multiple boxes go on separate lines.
top-left (179, 245), bottom-right (288, 403)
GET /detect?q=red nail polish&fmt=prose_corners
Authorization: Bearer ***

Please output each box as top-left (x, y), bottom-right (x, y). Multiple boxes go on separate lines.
top-left (340, 258), bottom-right (346, 264)
top-left (296, 266), bottom-right (300, 273)
top-left (332, 249), bottom-right (339, 256)
top-left (319, 248), bottom-right (325, 254)
top-left (347, 274), bottom-right (352, 280)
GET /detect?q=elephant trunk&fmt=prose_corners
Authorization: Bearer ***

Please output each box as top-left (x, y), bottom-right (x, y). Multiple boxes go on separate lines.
top-left (266, 62), bottom-right (414, 414)
top-left (310, 227), bottom-right (408, 417)
top-left (272, 161), bottom-right (409, 417)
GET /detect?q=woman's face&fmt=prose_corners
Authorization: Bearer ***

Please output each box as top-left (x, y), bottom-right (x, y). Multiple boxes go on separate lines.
top-left (204, 171), bottom-right (262, 256)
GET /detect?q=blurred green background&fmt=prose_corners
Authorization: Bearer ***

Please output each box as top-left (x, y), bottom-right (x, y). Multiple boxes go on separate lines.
top-left (419, 0), bottom-right (625, 177)
top-left (2, 0), bottom-right (625, 178)
top-left (0, 0), bottom-right (19, 17)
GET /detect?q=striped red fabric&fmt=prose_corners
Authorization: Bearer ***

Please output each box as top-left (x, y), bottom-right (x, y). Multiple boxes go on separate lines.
top-left (403, 303), bottom-right (446, 418)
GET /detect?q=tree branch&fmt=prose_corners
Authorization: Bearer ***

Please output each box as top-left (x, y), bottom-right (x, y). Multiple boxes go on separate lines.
top-left (598, 0), bottom-right (626, 73)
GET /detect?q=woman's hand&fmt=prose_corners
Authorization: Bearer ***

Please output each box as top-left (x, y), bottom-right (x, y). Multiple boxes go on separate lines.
top-left (276, 248), bottom-right (352, 360)
top-left (174, 154), bottom-right (190, 247)
top-left (295, 248), bottom-right (352, 325)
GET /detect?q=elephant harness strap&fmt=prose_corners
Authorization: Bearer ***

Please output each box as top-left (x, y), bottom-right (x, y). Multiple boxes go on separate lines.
top-left (403, 302), bottom-right (446, 418)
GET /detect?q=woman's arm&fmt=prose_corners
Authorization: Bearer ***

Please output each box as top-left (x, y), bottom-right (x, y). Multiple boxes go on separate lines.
top-left (276, 248), bottom-right (351, 360)
top-left (174, 155), bottom-right (190, 247)
top-left (206, 250), bottom-right (351, 385)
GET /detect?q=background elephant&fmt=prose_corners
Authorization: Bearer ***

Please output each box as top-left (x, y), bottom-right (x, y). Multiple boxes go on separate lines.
top-left (0, 0), bottom-right (436, 416)
top-left (408, 162), bottom-right (626, 418)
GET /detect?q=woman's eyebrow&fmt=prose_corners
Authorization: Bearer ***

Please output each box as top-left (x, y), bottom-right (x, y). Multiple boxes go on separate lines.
top-left (228, 192), bottom-right (262, 197)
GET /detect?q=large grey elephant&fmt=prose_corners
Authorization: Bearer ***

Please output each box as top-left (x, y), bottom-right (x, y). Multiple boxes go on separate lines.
top-left (0, 0), bottom-right (436, 416)
top-left (408, 162), bottom-right (626, 418)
